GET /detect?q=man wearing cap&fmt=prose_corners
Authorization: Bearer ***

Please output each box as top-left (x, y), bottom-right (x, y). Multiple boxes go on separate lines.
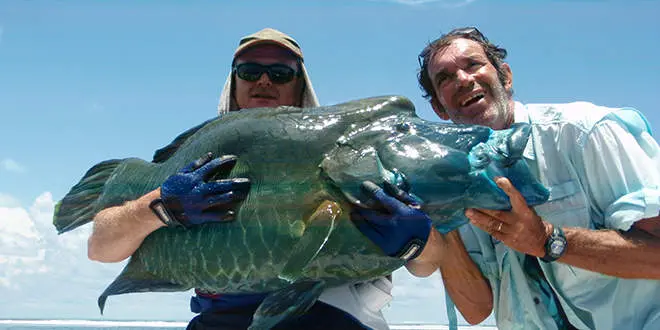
top-left (87, 28), bottom-right (393, 330)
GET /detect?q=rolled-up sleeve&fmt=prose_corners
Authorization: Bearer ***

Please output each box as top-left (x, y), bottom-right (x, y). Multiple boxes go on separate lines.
top-left (579, 109), bottom-right (660, 231)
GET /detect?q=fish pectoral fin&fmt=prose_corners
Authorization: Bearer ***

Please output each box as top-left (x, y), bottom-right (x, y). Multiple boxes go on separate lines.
top-left (248, 280), bottom-right (326, 330)
top-left (98, 258), bottom-right (188, 314)
top-left (278, 200), bottom-right (341, 283)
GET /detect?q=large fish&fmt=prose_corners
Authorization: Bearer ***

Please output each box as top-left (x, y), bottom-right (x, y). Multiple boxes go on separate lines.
top-left (53, 95), bottom-right (548, 329)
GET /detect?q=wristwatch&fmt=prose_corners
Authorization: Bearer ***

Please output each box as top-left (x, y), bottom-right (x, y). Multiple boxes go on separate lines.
top-left (541, 225), bottom-right (567, 263)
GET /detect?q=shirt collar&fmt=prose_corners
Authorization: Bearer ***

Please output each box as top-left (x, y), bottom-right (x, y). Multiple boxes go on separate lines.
top-left (514, 101), bottom-right (530, 125)
top-left (512, 101), bottom-right (536, 162)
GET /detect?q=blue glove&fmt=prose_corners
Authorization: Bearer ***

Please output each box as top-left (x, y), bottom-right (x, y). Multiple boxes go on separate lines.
top-left (149, 152), bottom-right (250, 228)
top-left (351, 181), bottom-right (431, 261)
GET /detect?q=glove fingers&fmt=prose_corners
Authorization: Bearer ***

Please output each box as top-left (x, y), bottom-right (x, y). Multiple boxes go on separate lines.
top-left (200, 178), bottom-right (251, 196)
top-left (360, 181), bottom-right (406, 214)
top-left (182, 152), bottom-right (215, 173)
top-left (204, 209), bottom-right (237, 223)
top-left (203, 191), bottom-right (247, 209)
top-left (352, 209), bottom-right (396, 235)
top-left (190, 210), bottom-right (237, 224)
top-left (198, 155), bottom-right (238, 181)
top-left (383, 181), bottom-right (421, 207)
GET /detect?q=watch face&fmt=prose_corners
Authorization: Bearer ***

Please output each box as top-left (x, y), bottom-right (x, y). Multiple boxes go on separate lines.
top-left (550, 240), bottom-right (566, 257)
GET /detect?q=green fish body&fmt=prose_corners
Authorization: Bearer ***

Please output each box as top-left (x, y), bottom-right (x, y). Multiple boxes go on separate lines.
top-left (53, 95), bottom-right (548, 329)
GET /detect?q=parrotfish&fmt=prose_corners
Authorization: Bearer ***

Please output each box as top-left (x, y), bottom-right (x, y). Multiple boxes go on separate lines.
top-left (53, 95), bottom-right (548, 329)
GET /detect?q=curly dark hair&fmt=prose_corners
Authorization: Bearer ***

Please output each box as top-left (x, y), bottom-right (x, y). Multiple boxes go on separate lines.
top-left (417, 27), bottom-right (511, 111)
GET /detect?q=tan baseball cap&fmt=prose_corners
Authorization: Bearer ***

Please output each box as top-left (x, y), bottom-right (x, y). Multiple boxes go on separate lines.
top-left (233, 28), bottom-right (304, 61)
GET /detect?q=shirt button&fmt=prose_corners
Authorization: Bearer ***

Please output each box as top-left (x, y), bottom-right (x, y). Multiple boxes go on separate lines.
top-left (534, 297), bottom-right (540, 305)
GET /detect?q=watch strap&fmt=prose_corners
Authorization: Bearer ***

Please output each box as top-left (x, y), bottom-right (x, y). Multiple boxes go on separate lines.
top-left (395, 238), bottom-right (425, 261)
top-left (149, 198), bottom-right (184, 227)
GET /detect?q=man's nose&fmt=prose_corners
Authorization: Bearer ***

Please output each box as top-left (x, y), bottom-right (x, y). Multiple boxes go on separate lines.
top-left (455, 69), bottom-right (474, 87)
top-left (256, 72), bottom-right (272, 86)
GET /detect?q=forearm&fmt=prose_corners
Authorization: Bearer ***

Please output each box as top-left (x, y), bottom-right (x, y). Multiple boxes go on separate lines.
top-left (558, 224), bottom-right (660, 279)
top-left (438, 230), bottom-right (493, 325)
top-left (406, 230), bottom-right (493, 325)
top-left (88, 188), bottom-right (164, 262)
top-left (406, 229), bottom-right (444, 277)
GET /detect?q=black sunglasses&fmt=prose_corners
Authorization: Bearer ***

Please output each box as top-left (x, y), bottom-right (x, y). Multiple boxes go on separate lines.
top-left (446, 27), bottom-right (487, 41)
top-left (233, 62), bottom-right (299, 84)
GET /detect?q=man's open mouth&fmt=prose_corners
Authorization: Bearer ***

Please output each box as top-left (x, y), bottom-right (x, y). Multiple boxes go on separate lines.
top-left (460, 92), bottom-right (485, 108)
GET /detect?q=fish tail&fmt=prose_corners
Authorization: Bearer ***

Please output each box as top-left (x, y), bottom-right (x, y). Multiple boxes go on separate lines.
top-left (53, 159), bottom-right (125, 234)
top-left (53, 159), bottom-right (123, 234)
top-left (53, 157), bottom-right (161, 234)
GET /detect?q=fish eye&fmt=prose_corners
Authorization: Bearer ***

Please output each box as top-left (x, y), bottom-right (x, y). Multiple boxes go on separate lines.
top-left (396, 123), bottom-right (410, 133)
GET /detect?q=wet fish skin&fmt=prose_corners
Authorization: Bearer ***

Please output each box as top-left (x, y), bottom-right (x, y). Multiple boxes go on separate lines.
top-left (52, 95), bottom-right (549, 324)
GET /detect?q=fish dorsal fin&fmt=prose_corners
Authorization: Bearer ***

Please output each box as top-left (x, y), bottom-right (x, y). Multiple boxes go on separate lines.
top-left (152, 118), bottom-right (217, 163)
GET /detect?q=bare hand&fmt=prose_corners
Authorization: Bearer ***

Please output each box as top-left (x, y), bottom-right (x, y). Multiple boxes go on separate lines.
top-left (465, 177), bottom-right (552, 257)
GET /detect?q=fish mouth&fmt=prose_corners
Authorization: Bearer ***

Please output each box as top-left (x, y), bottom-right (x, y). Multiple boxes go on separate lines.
top-left (459, 92), bottom-right (485, 108)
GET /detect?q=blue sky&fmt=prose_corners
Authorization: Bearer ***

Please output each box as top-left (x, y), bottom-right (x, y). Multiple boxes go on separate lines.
top-left (1, 0), bottom-right (659, 210)
top-left (0, 0), bottom-right (659, 325)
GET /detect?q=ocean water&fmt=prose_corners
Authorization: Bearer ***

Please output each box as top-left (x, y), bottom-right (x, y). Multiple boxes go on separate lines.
top-left (0, 320), bottom-right (497, 330)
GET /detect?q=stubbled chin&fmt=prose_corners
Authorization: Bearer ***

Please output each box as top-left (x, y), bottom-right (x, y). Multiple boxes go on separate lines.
top-left (460, 97), bottom-right (488, 114)
top-left (456, 100), bottom-right (494, 126)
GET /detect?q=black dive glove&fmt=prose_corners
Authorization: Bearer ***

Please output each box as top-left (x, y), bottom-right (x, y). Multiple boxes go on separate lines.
top-left (351, 181), bottom-right (432, 261)
top-left (149, 153), bottom-right (250, 228)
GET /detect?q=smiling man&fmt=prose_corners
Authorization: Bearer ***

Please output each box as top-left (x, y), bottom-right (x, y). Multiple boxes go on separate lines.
top-left (349, 25), bottom-right (660, 330)
top-left (412, 26), bottom-right (660, 329)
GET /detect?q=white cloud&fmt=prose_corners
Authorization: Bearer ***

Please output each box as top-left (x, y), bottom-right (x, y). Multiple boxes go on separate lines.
top-left (0, 196), bottom-right (47, 289)
top-left (0, 193), bottom-right (21, 208)
top-left (1, 158), bottom-right (26, 173)
top-left (0, 191), bottom-right (193, 320)
top-left (0, 206), bottom-right (39, 242)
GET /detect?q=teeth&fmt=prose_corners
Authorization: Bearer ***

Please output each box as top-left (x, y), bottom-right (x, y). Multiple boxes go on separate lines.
top-left (461, 92), bottom-right (484, 107)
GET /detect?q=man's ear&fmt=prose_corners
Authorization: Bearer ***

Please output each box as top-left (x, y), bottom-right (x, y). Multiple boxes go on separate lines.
top-left (297, 78), bottom-right (306, 107)
top-left (502, 62), bottom-right (513, 93)
top-left (431, 97), bottom-right (450, 120)
top-left (229, 75), bottom-right (240, 111)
